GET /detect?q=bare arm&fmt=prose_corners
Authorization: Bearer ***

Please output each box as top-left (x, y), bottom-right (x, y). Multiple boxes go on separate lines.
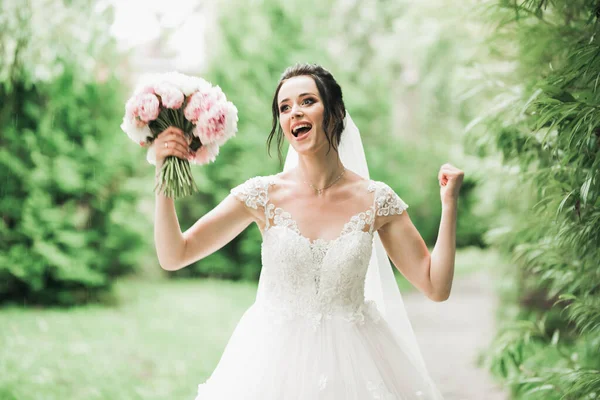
top-left (378, 208), bottom-right (456, 302)
top-left (378, 211), bottom-right (442, 301)
top-left (154, 190), bottom-right (186, 271)
top-left (378, 206), bottom-right (456, 301)
top-left (429, 200), bottom-right (457, 300)
top-left (378, 164), bottom-right (463, 302)
top-left (427, 163), bottom-right (463, 299)
top-left (152, 126), bottom-right (255, 271)
top-left (155, 189), bottom-right (254, 271)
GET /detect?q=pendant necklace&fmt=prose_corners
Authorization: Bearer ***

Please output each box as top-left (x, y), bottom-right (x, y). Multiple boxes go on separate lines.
top-left (300, 166), bottom-right (346, 196)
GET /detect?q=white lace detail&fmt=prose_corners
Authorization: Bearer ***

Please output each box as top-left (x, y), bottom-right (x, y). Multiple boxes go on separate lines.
top-left (263, 178), bottom-right (378, 246)
top-left (229, 177), bottom-right (401, 330)
top-left (374, 181), bottom-right (409, 217)
top-left (266, 203), bottom-right (300, 233)
top-left (230, 176), bottom-right (272, 210)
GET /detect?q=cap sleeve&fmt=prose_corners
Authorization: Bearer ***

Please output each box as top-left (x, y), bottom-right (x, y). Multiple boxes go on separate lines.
top-left (374, 182), bottom-right (409, 216)
top-left (230, 176), bottom-right (270, 210)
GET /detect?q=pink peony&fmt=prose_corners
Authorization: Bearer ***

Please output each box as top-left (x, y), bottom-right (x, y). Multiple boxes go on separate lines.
top-left (137, 93), bottom-right (160, 122)
top-left (193, 142), bottom-right (220, 165)
top-left (183, 92), bottom-right (205, 123)
top-left (125, 96), bottom-right (148, 128)
top-left (154, 82), bottom-right (184, 109)
top-left (193, 103), bottom-right (227, 145)
top-left (184, 88), bottom-right (226, 124)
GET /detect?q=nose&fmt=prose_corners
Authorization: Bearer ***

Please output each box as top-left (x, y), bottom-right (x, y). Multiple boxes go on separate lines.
top-left (291, 104), bottom-right (303, 118)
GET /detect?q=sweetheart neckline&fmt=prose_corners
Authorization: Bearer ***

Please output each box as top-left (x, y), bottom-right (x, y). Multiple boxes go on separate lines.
top-left (263, 224), bottom-right (374, 248)
top-left (264, 177), bottom-right (377, 245)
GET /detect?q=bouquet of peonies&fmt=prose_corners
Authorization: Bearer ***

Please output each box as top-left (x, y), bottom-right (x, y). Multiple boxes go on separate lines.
top-left (120, 72), bottom-right (238, 199)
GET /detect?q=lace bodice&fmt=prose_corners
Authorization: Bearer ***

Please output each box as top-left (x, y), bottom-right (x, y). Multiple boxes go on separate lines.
top-left (230, 175), bottom-right (409, 330)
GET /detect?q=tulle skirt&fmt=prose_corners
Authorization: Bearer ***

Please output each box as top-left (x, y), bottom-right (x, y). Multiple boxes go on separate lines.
top-left (195, 301), bottom-right (441, 399)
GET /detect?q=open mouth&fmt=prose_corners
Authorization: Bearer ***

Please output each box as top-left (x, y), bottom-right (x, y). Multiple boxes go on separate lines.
top-left (292, 123), bottom-right (312, 138)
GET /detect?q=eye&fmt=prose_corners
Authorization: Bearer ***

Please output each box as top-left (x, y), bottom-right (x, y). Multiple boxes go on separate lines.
top-left (302, 98), bottom-right (315, 105)
top-left (279, 104), bottom-right (289, 113)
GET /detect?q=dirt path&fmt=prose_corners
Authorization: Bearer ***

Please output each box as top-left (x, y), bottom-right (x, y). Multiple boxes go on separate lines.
top-left (404, 271), bottom-right (507, 400)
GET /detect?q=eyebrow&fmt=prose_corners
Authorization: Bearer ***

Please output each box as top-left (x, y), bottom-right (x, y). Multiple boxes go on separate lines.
top-left (278, 92), bottom-right (317, 105)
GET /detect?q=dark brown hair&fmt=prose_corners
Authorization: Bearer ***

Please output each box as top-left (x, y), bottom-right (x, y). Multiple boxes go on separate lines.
top-left (267, 63), bottom-right (346, 166)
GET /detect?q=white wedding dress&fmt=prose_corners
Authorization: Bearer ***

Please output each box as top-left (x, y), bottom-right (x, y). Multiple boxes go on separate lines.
top-left (195, 175), bottom-right (441, 399)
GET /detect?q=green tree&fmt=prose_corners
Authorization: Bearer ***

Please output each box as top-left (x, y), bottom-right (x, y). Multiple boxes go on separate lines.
top-left (465, 1), bottom-right (600, 398)
top-left (0, 1), bottom-right (152, 305)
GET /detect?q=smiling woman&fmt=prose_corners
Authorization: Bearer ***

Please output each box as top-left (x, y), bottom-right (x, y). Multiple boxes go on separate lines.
top-left (277, 82), bottom-right (322, 144)
top-left (268, 65), bottom-right (346, 168)
top-left (153, 63), bottom-right (461, 399)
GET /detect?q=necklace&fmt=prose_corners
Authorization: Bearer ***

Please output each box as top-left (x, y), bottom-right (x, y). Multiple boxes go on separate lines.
top-left (300, 166), bottom-right (346, 196)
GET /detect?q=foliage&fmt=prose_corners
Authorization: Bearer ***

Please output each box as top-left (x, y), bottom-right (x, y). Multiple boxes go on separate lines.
top-left (384, 0), bottom-right (495, 247)
top-left (0, 1), bottom-right (152, 305)
top-left (465, 0), bottom-right (600, 398)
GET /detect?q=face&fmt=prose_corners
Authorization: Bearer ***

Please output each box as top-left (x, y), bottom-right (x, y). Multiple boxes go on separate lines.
top-left (277, 75), bottom-right (326, 152)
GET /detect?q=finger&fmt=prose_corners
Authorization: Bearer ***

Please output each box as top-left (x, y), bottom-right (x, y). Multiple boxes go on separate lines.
top-left (441, 168), bottom-right (458, 178)
top-left (439, 169), bottom-right (449, 182)
top-left (160, 132), bottom-right (191, 149)
top-left (160, 140), bottom-right (194, 159)
top-left (162, 126), bottom-right (184, 137)
top-left (157, 128), bottom-right (186, 147)
top-left (173, 134), bottom-right (192, 149)
top-left (154, 127), bottom-right (192, 159)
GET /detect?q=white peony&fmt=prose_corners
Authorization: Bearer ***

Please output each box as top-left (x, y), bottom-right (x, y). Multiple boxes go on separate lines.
top-left (224, 101), bottom-right (239, 140)
top-left (159, 71), bottom-right (212, 96)
top-left (120, 116), bottom-right (152, 144)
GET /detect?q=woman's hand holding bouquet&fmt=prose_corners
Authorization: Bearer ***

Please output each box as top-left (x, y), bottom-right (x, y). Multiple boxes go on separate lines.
top-left (152, 126), bottom-right (193, 171)
top-left (120, 72), bottom-right (238, 199)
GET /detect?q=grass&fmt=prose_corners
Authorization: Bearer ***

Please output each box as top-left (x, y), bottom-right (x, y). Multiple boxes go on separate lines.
top-left (0, 246), bottom-right (497, 400)
top-left (0, 279), bottom-right (257, 400)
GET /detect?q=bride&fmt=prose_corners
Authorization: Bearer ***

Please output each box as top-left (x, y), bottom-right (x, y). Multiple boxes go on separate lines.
top-left (153, 63), bottom-right (463, 399)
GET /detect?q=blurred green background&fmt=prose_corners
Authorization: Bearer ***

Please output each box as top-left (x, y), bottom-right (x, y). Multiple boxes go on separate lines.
top-left (1, 0), bottom-right (598, 399)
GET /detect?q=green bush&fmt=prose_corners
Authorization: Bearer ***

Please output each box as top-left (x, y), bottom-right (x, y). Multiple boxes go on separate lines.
top-left (466, 1), bottom-right (600, 398)
top-left (0, 2), bottom-right (151, 305)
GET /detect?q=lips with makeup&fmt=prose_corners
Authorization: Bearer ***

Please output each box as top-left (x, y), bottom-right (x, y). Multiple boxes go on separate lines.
top-left (291, 122), bottom-right (313, 140)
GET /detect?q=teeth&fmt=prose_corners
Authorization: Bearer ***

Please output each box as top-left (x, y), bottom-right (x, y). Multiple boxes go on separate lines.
top-left (292, 124), bottom-right (312, 135)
